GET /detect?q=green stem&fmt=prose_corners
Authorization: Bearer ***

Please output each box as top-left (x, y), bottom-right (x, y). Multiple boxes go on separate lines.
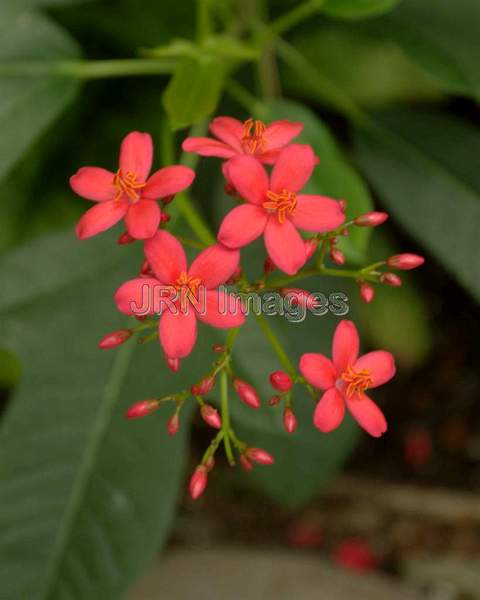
top-left (0, 58), bottom-right (177, 79)
top-left (197, 0), bottom-right (213, 43)
top-left (220, 370), bottom-right (235, 466)
top-left (268, 0), bottom-right (326, 37)
top-left (226, 79), bottom-right (268, 118)
top-left (254, 313), bottom-right (296, 375)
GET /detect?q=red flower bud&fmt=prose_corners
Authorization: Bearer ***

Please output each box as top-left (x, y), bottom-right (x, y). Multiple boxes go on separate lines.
top-left (200, 404), bottom-right (222, 429)
top-left (331, 539), bottom-right (379, 573)
top-left (162, 194), bottom-right (175, 205)
top-left (304, 238), bottom-right (318, 260)
top-left (159, 212), bottom-right (170, 223)
top-left (281, 288), bottom-right (318, 310)
top-left (166, 357), bottom-right (181, 372)
top-left (339, 199), bottom-right (347, 213)
top-left (283, 408), bottom-right (297, 434)
top-left (125, 399), bottom-right (158, 419)
top-left (268, 395), bottom-right (281, 406)
top-left (239, 454), bottom-right (253, 472)
top-left (386, 253), bottom-right (425, 270)
top-left (212, 344), bottom-right (226, 353)
top-left (227, 265), bottom-right (242, 285)
top-left (246, 447), bottom-right (274, 465)
top-left (330, 247), bottom-right (345, 265)
top-left (233, 379), bottom-right (261, 409)
top-left (191, 375), bottom-right (216, 396)
top-left (167, 412), bottom-right (180, 436)
top-left (117, 231), bottom-right (135, 245)
top-left (263, 256), bottom-right (276, 275)
top-left (269, 371), bottom-right (292, 392)
top-left (98, 329), bottom-right (132, 349)
top-left (354, 211), bottom-right (389, 227)
top-left (359, 282), bottom-right (374, 304)
top-left (380, 272), bottom-right (402, 287)
top-left (189, 465), bottom-right (208, 500)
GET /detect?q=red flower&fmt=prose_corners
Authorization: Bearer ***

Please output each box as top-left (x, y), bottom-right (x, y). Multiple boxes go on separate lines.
top-left (114, 231), bottom-right (245, 360)
top-left (299, 320), bottom-right (396, 437)
top-left (70, 131), bottom-right (195, 240)
top-left (217, 145), bottom-right (345, 274)
top-left (182, 116), bottom-right (303, 164)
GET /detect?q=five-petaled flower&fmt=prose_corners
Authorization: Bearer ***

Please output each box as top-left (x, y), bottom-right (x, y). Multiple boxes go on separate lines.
top-left (299, 320), bottom-right (396, 437)
top-left (217, 144), bottom-right (345, 275)
top-left (70, 131), bottom-right (195, 240)
top-left (182, 116), bottom-right (303, 164)
top-left (114, 231), bottom-right (245, 362)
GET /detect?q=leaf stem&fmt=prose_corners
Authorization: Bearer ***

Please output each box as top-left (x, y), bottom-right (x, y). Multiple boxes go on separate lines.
top-left (220, 369), bottom-right (235, 466)
top-left (254, 313), bottom-right (296, 375)
top-left (268, 0), bottom-right (326, 37)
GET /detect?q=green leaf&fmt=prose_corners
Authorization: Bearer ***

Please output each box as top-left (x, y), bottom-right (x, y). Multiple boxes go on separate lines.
top-left (264, 99), bottom-right (374, 263)
top-left (355, 109), bottom-right (480, 303)
top-left (0, 230), bottom-right (210, 599)
top-left (163, 56), bottom-right (225, 130)
top-left (366, 0), bottom-right (480, 96)
top-left (0, 6), bottom-right (81, 183)
top-left (323, 0), bottom-right (401, 19)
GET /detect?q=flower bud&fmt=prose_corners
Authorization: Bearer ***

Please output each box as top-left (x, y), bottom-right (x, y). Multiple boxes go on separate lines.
top-left (166, 357), bottom-right (181, 372)
top-left (283, 408), bottom-right (297, 434)
top-left (200, 404), bottom-right (222, 429)
top-left (331, 539), bottom-right (378, 573)
top-left (227, 265), bottom-right (242, 285)
top-left (330, 247), bottom-right (345, 265)
top-left (167, 412), bottom-right (180, 436)
top-left (359, 282), bottom-right (374, 304)
top-left (162, 194), bottom-right (175, 205)
top-left (189, 465), bottom-right (208, 500)
top-left (270, 371), bottom-right (292, 392)
top-left (380, 272), bottom-right (402, 287)
top-left (339, 199), bottom-right (347, 213)
top-left (239, 454), bottom-right (253, 472)
top-left (304, 238), bottom-right (318, 260)
top-left (117, 231), bottom-right (134, 245)
top-left (191, 375), bottom-right (216, 396)
top-left (98, 329), bottom-right (132, 349)
top-left (281, 288), bottom-right (318, 310)
top-left (246, 447), bottom-right (274, 465)
top-left (386, 253), bottom-right (425, 270)
top-left (125, 399), bottom-right (158, 419)
top-left (233, 379), bottom-right (261, 409)
top-left (268, 395), bottom-right (281, 406)
top-left (263, 257), bottom-right (276, 275)
top-left (354, 211), bottom-right (389, 227)
top-left (212, 344), bottom-right (226, 353)
top-left (159, 212), bottom-right (170, 223)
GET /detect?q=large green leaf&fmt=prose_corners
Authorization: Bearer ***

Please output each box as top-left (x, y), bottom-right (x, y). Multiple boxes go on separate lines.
top-left (323, 0), bottom-right (401, 19)
top-left (367, 0), bottom-right (480, 96)
top-left (0, 231), bottom-right (208, 599)
top-left (264, 99), bottom-right (374, 263)
top-left (355, 109), bottom-right (480, 303)
top-left (0, 5), bottom-right (81, 183)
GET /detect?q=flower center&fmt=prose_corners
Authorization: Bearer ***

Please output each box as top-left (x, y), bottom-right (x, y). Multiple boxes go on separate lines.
top-left (113, 169), bottom-right (146, 202)
top-left (242, 118), bottom-right (267, 154)
top-left (174, 271), bottom-right (202, 311)
top-left (341, 365), bottom-right (373, 398)
top-left (263, 189), bottom-right (297, 224)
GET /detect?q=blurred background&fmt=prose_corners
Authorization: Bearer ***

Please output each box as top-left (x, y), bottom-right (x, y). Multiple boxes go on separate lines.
top-left (0, 1), bottom-right (479, 599)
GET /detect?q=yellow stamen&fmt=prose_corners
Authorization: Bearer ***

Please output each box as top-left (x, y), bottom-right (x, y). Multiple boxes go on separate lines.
top-left (242, 118), bottom-right (267, 154)
top-left (175, 272), bottom-right (202, 311)
top-left (113, 169), bottom-right (146, 202)
top-left (263, 189), bottom-right (297, 224)
top-left (341, 365), bottom-right (373, 398)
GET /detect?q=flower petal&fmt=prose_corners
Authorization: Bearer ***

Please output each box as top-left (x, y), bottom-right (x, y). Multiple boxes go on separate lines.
top-left (125, 200), bottom-right (161, 240)
top-left (142, 165), bottom-right (195, 199)
top-left (197, 290), bottom-right (245, 328)
top-left (144, 230), bottom-right (187, 284)
top-left (69, 167), bottom-right (116, 202)
top-left (189, 244), bottom-right (240, 289)
top-left (264, 217), bottom-right (306, 275)
top-left (292, 195), bottom-right (345, 232)
top-left (299, 353), bottom-right (337, 390)
top-left (354, 351), bottom-right (396, 388)
top-left (346, 392), bottom-right (387, 438)
top-left (264, 120), bottom-right (303, 150)
top-left (271, 144), bottom-right (317, 193)
top-left (159, 308), bottom-right (197, 359)
top-left (75, 200), bottom-right (127, 240)
top-left (332, 320), bottom-right (360, 373)
top-left (209, 116), bottom-right (243, 150)
top-left (218, 204), bottom-right (268, 249)
top-left (114, 277), bottom-right (159, 315)
top-left (181, 137), bottom-right (237, 159)
top-left (223, 155), bottom-right (269, 205)
top-left (313, 388), bottom-right (345, 432)
top-left (257, 149), bottom-right (281, 165)
top-left (119, 131), bottom-right (153, 182)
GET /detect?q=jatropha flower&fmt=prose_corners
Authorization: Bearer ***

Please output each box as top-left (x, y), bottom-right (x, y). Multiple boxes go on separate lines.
top-left (182, 116), bottom-right (303, 164)
top-left (217, 144), bottom-right (346, 274)
top-left (70, 131), bottom-right (195, 240)
top-left (114, 231), bottom-right (245, 362)
top-left (299, 320), bottom-right (396, 437)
